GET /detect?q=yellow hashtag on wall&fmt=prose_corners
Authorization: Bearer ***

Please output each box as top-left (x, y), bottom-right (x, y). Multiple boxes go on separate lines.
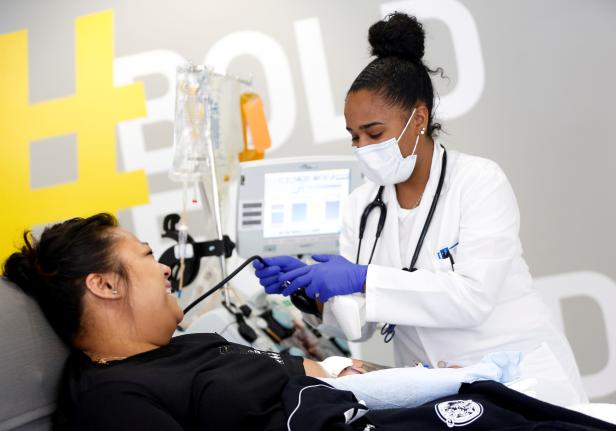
top-left (0, 10), bottom-right (148, 259)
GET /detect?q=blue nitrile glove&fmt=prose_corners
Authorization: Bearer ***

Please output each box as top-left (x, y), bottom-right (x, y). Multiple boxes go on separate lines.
top-left (277, 254), bottom-right (368, 302)
top-left (252, 256), bottom-right (306, 294)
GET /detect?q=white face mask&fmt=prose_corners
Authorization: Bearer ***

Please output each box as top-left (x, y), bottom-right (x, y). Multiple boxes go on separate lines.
top-left (353, 108), bottom-right (419, 186)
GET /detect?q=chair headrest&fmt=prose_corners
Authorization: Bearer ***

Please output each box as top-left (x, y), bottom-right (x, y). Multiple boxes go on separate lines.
top-left (0, 277), bottom-right (68, 430)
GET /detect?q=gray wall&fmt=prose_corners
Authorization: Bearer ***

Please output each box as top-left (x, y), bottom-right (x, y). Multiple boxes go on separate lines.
top-left (2, 0), bottom-right (615, 401)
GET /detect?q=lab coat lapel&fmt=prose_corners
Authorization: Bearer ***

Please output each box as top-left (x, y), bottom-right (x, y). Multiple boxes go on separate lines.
top-left (376, 185), bottom-right (403, 268)
top-left (402, 144), bottom-right (444, 270)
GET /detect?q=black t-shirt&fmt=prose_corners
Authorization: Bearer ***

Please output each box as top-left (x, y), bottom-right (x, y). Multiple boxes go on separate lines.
top-left (62, 333), bottom-right (305, 431)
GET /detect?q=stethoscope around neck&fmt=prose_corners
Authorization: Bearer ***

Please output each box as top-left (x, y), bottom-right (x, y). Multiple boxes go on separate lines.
top-left (357, 145), bottom-right (448, 342)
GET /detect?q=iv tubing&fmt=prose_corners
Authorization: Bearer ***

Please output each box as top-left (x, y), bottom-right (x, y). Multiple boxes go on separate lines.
top-left (183, 255), bottom-right (263, 315)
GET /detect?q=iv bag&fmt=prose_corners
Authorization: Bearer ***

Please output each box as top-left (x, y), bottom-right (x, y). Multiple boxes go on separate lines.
top-left (207, 73), bottom-right (243, 185)
top-left (170, 64), bottom-right (212, 182)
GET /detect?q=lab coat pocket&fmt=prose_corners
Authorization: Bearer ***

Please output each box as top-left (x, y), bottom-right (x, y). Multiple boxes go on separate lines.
top-left (431, 240), bottom-right (459, 272)
top-left (518, 343), bottom-right (582, 406)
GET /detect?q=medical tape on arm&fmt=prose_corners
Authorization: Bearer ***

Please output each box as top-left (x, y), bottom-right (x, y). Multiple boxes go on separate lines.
top-left (318, 356), bottom-right (354, 378)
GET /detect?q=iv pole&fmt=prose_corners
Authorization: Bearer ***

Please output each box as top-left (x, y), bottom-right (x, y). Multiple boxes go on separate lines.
top-left (199, 70), bottom-right (252, 309)
top-left (200, 143), bottom-right (231, 308)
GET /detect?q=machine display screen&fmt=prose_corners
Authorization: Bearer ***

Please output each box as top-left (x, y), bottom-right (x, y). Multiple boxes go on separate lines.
top-left (263, 168), bottom-right (350, 239)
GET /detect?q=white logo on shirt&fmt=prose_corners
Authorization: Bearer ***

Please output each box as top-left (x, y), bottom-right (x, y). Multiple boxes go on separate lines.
top-left (247, 348), bottom-right (284, 365)
top-left (435, 399), bottom-right (484, 428)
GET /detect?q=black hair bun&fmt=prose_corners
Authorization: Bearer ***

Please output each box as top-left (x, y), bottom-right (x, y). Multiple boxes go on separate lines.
top-left (3, 233), bottom-right (43, 298)
top-left (368, 12), bottom-right (425, 62)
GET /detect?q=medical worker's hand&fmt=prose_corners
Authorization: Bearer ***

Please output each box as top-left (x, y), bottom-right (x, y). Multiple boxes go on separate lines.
top-left (278, 254), bottom-right (368, 302)
top-left (252, 256), bottom-right (306, 294)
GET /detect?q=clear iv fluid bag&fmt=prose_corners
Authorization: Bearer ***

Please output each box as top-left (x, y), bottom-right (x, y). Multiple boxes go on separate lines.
top-left (170, 64), bottom-right (212, 182)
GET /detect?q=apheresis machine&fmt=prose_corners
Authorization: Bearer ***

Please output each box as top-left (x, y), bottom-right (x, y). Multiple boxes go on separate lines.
top-left (158, 64), bottom-right (363, 360)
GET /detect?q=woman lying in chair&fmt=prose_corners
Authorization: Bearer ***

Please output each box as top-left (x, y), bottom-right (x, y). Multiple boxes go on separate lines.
top-left (3, 214), bottom-right (614, 431)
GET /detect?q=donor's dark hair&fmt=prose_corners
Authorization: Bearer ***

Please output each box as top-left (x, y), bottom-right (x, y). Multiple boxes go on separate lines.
top-left (2, 213), bottom-right (125, 346)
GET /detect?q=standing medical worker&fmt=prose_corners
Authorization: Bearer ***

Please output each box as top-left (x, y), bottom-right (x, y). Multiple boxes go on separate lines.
top-left (254, 12), bottom-right (586, 406)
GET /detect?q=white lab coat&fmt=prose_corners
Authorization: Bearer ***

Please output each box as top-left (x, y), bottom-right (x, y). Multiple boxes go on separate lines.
top-left (320, 143), bottom-right (587, 406)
